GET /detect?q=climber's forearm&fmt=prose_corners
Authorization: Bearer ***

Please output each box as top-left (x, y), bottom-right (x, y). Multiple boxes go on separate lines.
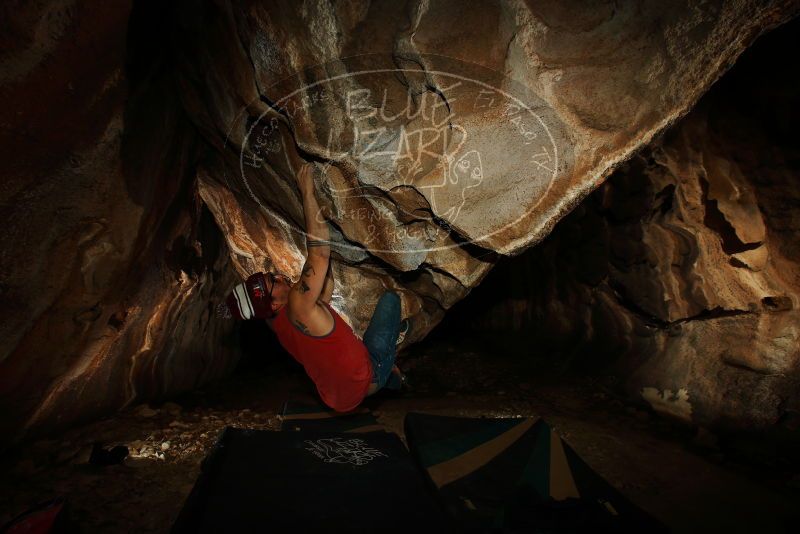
top-left (295, 163), bottom-right (330, 258)
top-left (289, 164), bottom-right (331, 312)
top-left (301, 186), bottom-right (330, 251)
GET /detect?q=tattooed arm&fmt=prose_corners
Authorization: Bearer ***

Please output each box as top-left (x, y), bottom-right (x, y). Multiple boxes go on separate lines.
top-left (288, 163), bottom-right (333, 334)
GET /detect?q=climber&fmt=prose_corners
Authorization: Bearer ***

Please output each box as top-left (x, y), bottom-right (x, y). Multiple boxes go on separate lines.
top-left (220, 162), bottom-right (408, 412)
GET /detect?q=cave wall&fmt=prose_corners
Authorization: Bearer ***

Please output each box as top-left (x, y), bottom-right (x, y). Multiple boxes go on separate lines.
top-left (0, 0), bottom-right (798, 442)
top-left (0, 1), bottom-right (240, 444)
top-left (465, 22), bottom-right (800, 429)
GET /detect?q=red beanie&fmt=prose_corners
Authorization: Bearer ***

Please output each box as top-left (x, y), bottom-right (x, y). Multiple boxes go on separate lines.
top-left (225, 272), bottom-right (275, 320)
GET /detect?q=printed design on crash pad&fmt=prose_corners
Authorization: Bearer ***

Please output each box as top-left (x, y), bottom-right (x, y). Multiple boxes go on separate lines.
top-left (424, 418), bottom-right (537, 488)
top-left (304, 437), bottom-right (388, 466)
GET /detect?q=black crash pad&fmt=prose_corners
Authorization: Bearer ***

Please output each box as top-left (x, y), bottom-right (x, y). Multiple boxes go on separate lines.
top-left (172, 427), bottom-right (451, 533)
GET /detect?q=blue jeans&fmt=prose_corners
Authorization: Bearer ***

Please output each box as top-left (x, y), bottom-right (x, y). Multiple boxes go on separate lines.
top-left (363, 291), bottom-right (402, 390)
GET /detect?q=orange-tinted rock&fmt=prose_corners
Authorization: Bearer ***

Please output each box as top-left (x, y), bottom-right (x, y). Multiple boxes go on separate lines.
top-left (463, 24), bottom-right (800, 428)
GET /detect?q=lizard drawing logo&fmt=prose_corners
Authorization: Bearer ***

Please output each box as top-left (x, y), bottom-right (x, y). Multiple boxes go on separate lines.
top-left (234, 54), bottom-right (572, 255)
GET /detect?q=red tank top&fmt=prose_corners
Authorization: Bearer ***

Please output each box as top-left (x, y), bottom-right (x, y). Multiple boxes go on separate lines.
top-left (272, 302), bottom-right (372, 412)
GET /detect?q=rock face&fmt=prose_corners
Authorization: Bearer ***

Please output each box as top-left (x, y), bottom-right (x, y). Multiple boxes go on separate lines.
top-left (178, 0), bottom-right (797, 339)
top-left (463, 22), bottom-right (800, 429)
top-left (0, 0), bottom-right (798, 442)
top-left (0, 1), bottom-right (241, 442)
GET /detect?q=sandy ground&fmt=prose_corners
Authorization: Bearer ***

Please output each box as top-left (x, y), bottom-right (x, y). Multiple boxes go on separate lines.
top-left (1, 336), bottom-right (798, 533)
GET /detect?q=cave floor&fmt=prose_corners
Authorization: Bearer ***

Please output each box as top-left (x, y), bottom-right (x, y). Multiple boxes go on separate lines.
top-left (1, 338), bottom-right (798, 533)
